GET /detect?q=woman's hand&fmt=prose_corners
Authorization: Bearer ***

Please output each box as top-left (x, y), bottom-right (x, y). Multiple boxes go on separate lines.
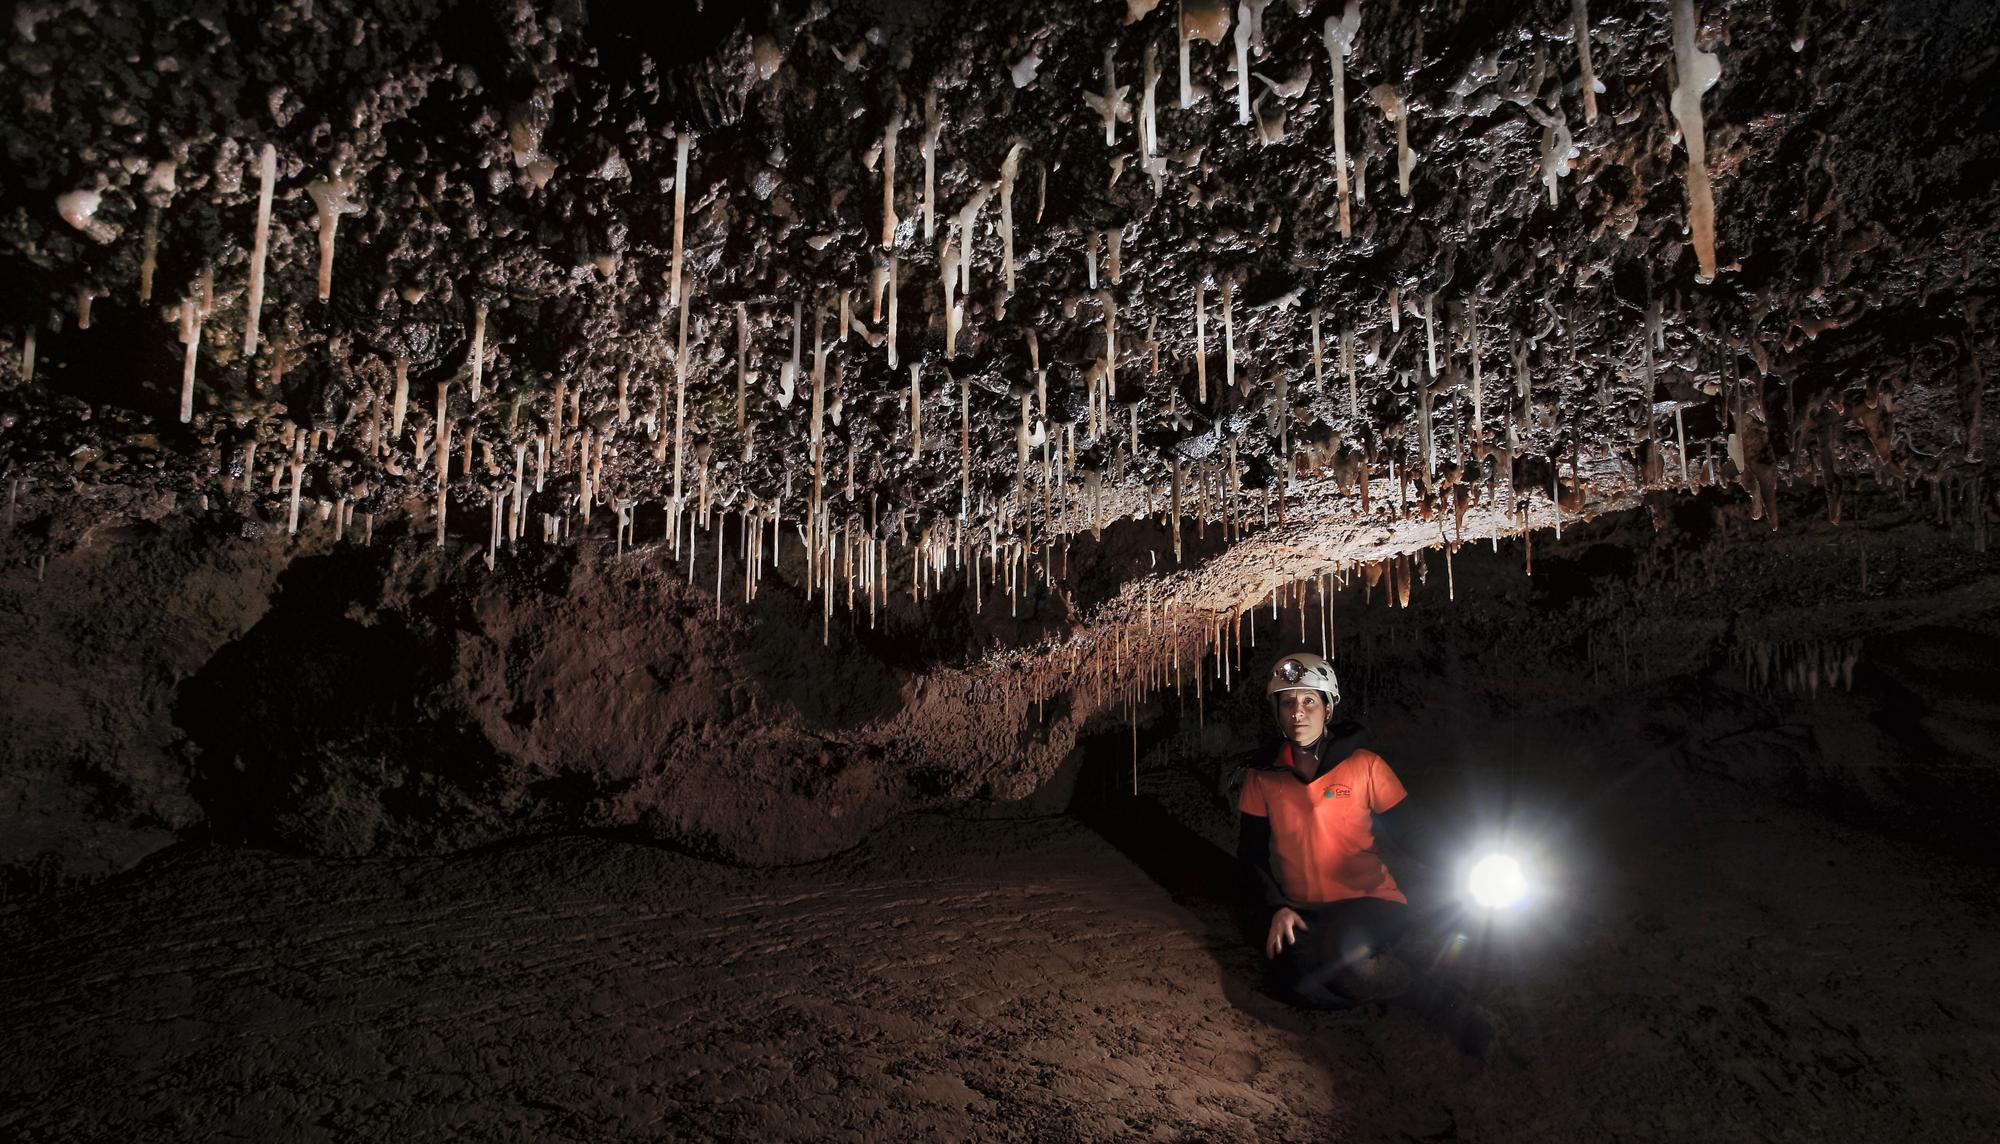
top-left (1265, 907), bottom-right (1308, 959)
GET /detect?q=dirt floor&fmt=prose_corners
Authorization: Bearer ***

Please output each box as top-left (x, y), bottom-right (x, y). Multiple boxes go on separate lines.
top-left (4, 736), bottom-right (1998, 1144)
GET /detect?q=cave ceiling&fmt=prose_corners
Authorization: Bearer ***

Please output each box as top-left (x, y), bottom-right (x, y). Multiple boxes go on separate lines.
top-left (1, 0), bottom-right (1995, 696)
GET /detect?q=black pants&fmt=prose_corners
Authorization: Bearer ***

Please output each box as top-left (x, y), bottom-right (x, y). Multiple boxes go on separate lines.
top-left (1262, 898), bottom-right (1501, 1055)
top-left (1265, 897), bottom-right (1420, 1008)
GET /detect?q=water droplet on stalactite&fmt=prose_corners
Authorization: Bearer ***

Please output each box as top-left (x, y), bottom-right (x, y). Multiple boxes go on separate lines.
top-left (55, 188), bottom-right (110, 241)
top-left (1011, 51), bottom-right (1042, 89)
top-left (1540, 117), bottom-right (1576, 206)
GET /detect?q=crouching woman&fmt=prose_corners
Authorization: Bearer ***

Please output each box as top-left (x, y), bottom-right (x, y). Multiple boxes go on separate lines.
top-left (1237, 651), bottom-right (1501, 1057)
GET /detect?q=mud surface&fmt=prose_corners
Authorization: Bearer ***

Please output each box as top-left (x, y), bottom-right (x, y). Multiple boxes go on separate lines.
top-left (5, 718), bottom-right (1997, 1143)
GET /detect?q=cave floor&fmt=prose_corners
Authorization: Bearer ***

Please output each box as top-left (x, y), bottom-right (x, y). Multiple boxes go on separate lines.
top-left (3, 753), bottom-right (1998, 1144)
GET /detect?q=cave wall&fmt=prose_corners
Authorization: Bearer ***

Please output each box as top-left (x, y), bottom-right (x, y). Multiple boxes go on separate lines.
top-left (0, 490), bottom-right (281, 894)
top-left (170, 529), bottom-right (1083, 865)
top-left (5, 480), bottom-right (1996, 900)
top-left (1, 490), bottom-right (1101, 897)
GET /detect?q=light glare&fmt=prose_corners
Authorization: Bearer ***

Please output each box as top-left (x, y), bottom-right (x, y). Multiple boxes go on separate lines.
top-left (1468, 853), bottom-right (1528, 909)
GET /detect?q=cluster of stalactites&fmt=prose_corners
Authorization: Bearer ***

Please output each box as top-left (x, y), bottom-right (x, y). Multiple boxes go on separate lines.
top-left (11, 0), bottom-right (1759, 619)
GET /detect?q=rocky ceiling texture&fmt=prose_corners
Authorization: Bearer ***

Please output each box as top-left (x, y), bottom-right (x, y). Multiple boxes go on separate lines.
top-left (2, 0), bottom-right (1997, 879)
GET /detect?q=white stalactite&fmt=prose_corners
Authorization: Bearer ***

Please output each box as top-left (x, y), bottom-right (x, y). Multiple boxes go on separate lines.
top-left (1574, 0), bottom-right (1601, 125)
top-left (305, 170), bottom-right (362, 301)
top-left (998, 143), bottom-right (1025, 294)
top-left (391, 356), bottom-right (409, 440)
top-left (1671, 0), bottom-right (1724, 280)
top-left (881, 111), bottom-right (902, 250)
top-left (922, 87), bottom-right (939, 242)
top-left (470, 303), bottom-right (487, 403)
top-left (243, 144), bottom-right (275, 357)
top-left (1322, 3), bottom-right (1362, 238)
top-left (1233, 3), bottom-right (1253, 125)
top-left (670, 131), bottom-right (692, 307)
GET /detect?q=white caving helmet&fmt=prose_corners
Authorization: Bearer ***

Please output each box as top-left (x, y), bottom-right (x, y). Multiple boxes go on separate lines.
top-left (1266, 651), bottom-right (1341, 707)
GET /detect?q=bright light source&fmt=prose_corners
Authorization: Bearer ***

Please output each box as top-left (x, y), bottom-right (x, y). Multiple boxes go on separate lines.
top-left (1468, 853), bottom-right (1528, 909)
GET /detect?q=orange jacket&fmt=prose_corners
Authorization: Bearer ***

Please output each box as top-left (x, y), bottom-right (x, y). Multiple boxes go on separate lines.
top-left (1238, 740), bottom-right (1409, 908)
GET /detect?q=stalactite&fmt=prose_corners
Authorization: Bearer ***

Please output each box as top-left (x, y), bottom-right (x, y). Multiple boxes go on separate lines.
top-left (669, 131), bottom-right (693, 308)
top-left (998, 143), bottom-right (1025, 295)
top-left (881, 110), bottom-right (902, 250)
top-left (1232, 2), bottom-right (1253, 125)
top-left (177, 295), bottom-right (200, 423)
top-left (735, 302), bottom-right (749, 435)
top-left (1222, 279), bottom-right (1236, 395)
top-left (1194, 280), bottom-right (1208, 403)
top-left (1101, 290), bottom-right (1118, 401)
top-left (305, 169), bottom-right (362, 301)
top-left (391, 356), bottom-right (410, 440)
top-left (1671, 0), bottom-right (1724, 280)
top-left (1323, 3), bottom-right (1362, 236)
top-left (922, 86), bottom-right (939, 242)
top-left (671, 271), bottom-right (693, 504)
top-left (1369, 85), bottom-right (1414, 196)
top-left (887, 256), bottom-right (900, 369)
top-left (469, 304), bottom-right (488, 403)
top-left (242, 144), bottom-right (275, 357)
top-left (1342, 323), bottom-right (1359, 417)
top-left (1573, 0), bottom-right (1601, 125)
top-left (1085, 45), bottom-right (1128, 147)
top-left (286, 430), bottom-right (305, 536)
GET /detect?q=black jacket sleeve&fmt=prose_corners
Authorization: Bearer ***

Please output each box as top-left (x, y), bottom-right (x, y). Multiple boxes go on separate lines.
top-left (1371, 799), bottom-right (1449, 871)
top-left (1237, 813), bottom-right (1289, 923)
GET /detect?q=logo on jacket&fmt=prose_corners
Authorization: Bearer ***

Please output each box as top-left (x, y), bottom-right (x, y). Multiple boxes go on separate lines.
top-left (1326, 786), bottom-right (1353, 799)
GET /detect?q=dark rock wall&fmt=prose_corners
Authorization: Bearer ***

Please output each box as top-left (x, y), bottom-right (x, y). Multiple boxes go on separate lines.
top-left (3, 493), bottom-right (1092, 896)
top-left (4, 480), bottom-right (1995, 899)
top-left (0, 490), bottom-right (281, 894)
top-left (1096, 486), bottom-right (2000, 862)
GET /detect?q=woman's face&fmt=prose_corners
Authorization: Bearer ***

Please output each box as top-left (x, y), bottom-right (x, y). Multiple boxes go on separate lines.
top-left (1274, 689), bottom-right (1329, 746)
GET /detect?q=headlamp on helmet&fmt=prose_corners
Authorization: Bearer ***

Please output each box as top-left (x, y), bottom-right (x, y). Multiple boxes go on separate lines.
top-left (1265, 651), bottom-right (1340, 706)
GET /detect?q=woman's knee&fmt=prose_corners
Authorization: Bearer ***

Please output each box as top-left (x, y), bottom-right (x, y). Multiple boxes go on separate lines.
top-left (1325, 949), bottom-right (1415, 1001)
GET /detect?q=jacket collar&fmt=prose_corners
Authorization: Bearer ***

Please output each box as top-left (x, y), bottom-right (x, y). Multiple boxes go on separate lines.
top-left (1262, 718), bottom-right (1367, 780)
